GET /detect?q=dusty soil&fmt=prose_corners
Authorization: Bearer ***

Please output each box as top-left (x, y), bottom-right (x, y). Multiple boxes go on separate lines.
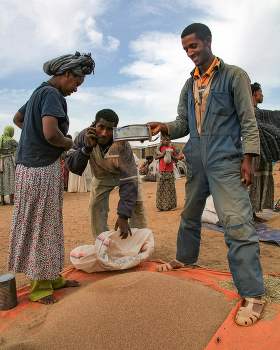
top-left (1, 162), bottom-right (280, 289)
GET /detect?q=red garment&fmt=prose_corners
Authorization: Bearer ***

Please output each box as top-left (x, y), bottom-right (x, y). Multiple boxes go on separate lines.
top-left (158, 145), bottom-right (176, 171)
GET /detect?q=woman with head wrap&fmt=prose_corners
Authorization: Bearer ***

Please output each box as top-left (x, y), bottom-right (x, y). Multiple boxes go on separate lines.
top-left (7, 52), bottom-right (95, 305)
top-left (0, 126), bottom-right (18, 205)
top-left (155, 133), bottom-right (178, 211)
top-left (248, 82), bottom-right (274, 222)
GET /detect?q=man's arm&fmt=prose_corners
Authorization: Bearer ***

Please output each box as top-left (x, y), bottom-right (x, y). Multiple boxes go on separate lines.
top-left (65, 129), bottom-right (91, 176)
top-left (232, 70), bottom-right (260, 187)
top-left (233, 71), bottom-right (260, 156)
top-left (111, 142), bottom-right (138, 239)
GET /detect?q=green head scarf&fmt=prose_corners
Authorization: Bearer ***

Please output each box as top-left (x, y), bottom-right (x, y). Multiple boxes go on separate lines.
top-left (0, 125), bottom-right (14, 149)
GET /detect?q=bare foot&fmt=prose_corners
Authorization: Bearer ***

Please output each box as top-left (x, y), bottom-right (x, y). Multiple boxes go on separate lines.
top-left (169, 207), bottom-right (177, 211)
top-left (63, 280), bottom-right (81, 288)
top-left (37, 295), bottom-right (57, 305)
top-left (156, 208), bottom-right (162, 212)
top-left (253, 213), bottom-right (267, 222)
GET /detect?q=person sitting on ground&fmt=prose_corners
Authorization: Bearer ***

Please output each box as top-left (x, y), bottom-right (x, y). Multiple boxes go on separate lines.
top-left (139, 156), bottom-right (153, 175)
top-left (248, 82), bottom-right (274, 222)
top-left (65, 109), bottom-right (147, 239)
top-left (155, 133), bottom-right (177, 211)
top-left (140, 155), bottom-right (157, 182)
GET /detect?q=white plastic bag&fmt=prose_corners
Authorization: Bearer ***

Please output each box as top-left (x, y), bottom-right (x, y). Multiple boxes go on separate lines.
top-left (164, 148), bottom-right (174, 164)
top-left (70, 228), bottom-right (154, 273)
top-left (201, 195), bottom-right (220, 225)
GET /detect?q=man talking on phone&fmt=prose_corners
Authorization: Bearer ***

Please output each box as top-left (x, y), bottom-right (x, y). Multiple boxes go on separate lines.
top-left (65, 109), bottom-right (147, 239)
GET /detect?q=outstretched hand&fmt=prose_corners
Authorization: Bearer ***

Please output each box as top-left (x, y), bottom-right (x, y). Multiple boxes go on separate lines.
top-left (241, 154), bottom-right (254, 188)
top-left (147, 122), bottom-right (168, 136)
top-left (115, 217), bottom-right (132, 239)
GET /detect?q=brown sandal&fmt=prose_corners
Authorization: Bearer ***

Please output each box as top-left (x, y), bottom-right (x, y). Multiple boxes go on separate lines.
top-left (235, 297), bottom-right (265, 326)
top-left (156, 259), bottom-right (193, 272)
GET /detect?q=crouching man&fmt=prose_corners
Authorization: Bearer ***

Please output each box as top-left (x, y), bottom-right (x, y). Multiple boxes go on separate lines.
top-left (65, 109), bottom-right (147, 239)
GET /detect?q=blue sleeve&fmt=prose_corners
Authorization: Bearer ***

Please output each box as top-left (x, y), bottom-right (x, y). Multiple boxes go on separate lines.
top-left (41, 92), bottom-right (67, 119)
top-left (18, 102), bottom-right (28, 116)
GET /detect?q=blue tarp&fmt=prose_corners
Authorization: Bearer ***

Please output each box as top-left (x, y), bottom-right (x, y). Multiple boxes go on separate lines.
top-left (202, 210), bottom-right (280, 246)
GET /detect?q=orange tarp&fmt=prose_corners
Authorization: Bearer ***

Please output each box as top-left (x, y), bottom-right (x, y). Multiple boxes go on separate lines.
top-left (1, 260), bottom-right (280, 349)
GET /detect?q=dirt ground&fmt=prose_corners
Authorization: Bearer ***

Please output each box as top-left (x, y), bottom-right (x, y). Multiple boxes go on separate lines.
top-left (1, 161), bottom-right (280, 289)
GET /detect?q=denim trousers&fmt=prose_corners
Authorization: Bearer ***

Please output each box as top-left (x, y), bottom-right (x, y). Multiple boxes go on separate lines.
top-left (176, 157), bottom-right (264, 298)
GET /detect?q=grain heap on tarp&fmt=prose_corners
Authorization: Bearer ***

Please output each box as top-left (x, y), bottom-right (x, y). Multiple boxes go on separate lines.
top-left (2, 271), bottom-right (231, 350)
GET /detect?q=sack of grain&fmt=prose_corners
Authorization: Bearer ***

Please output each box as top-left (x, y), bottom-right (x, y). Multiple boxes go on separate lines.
top-left (70, 228), bottom-right (154, 273)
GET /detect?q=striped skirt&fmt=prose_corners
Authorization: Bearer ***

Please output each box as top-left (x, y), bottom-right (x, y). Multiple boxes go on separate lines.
top-left (156, 171), bottom-right (177, 210)
top-left (7, 159), bottom-right (65, 280)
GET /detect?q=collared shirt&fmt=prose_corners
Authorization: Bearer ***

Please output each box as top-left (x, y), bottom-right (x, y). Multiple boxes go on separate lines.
top-left (193, 57), bottom-right (220, 135)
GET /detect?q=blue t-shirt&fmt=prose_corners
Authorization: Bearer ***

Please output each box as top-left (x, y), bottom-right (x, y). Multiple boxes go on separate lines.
top-left (15, 82), bottom-right (69, 167)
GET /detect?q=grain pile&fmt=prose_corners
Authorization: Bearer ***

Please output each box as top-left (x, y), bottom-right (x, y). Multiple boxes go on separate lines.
top-left (3, 271), bottom-right (231, 350)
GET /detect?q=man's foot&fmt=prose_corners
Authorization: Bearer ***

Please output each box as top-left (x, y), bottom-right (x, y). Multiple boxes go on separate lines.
top-left (253, 213), bottom-right (267, 222)
top-left (156, 259), bottom-right (193, 272)
top-left (235, 296), bottom-right (265, 326)
top-left (37, 295), bottom-right (58, 305)
top-left (169, 207), bottom-right (177, 211)
top-left (156, 208), bottom-right (162, 212)
top-left (0, 202), bottom-right (5, 206)
top-left (63, 280), bottom-right (81, 288)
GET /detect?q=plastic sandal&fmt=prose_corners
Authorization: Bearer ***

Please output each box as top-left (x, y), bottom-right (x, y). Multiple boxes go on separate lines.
top-left (235, 297), bottom-right (266, 327)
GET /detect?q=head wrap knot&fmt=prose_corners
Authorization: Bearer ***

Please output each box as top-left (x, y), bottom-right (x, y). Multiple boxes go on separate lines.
top-left (43, 52), bottom-right (95, 77)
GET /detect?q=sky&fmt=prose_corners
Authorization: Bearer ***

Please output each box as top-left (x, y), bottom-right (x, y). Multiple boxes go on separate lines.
top-left (1, 0), bottom-right (280, 145)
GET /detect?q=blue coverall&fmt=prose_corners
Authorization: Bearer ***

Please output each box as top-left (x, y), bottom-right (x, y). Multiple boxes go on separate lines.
top-left (167, 59), bottom-right (264, 298)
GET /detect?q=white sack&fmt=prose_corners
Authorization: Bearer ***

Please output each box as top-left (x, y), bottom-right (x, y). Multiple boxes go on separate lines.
top-left (70, 228), bottom-right (154, 273)
top-left (201, 195), bottom-right (220, 225)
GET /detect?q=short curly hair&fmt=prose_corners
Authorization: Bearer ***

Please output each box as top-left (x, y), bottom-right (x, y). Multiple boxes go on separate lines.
top-left (95, 109), bottom-right (119, 126)
top-left (181, 23), bottom-right (211, 41)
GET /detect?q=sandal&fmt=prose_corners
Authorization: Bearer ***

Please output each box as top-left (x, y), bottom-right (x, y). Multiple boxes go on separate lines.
top-left (156, 259), bottom-right (193, 272)
top-left (235, 297), bottom-right (265, 327)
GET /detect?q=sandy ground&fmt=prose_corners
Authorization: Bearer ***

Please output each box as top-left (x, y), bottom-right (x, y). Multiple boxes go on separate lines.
top-left (1, 162), bottom-right (280, 289)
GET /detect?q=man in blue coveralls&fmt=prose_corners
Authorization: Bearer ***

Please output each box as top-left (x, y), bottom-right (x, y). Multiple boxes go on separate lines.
top-left (148, 23), bottom-right (265, 327)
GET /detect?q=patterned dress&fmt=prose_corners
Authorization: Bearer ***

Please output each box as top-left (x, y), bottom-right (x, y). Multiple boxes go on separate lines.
top-left (7, 159), bottom-right (65, 280)
top-left (248, 156), bottom-right (274, 213)
top-left (0, 139), bottom-right (18, 196)
top-left (156, 171), bottom-right (177, 210)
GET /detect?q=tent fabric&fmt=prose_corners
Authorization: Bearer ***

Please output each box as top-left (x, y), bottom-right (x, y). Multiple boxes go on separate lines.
top-left (1, 260), bottom-right (280, 349)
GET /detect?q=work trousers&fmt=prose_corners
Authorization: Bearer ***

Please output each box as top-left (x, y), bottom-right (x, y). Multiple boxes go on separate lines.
top-left (88, 176), bottom-right (147, 239)
top-left (176, 158), bottom-right (264, 298)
